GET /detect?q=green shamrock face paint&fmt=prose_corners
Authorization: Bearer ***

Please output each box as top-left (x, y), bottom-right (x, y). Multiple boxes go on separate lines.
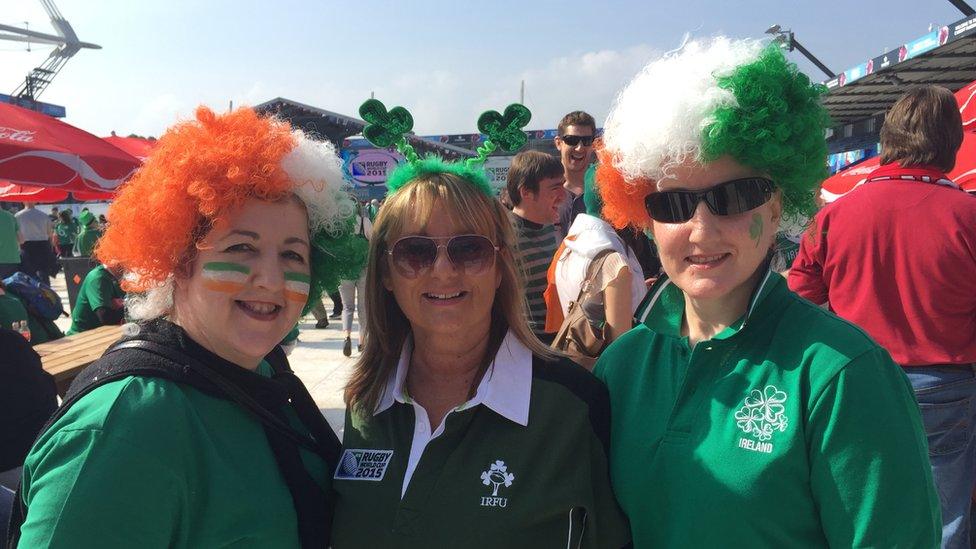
top-left (749, 213), bottom-right (764, 248)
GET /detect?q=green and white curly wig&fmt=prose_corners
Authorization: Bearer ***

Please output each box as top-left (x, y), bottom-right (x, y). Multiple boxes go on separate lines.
top-left (598, 37), bottom-right (830, 229)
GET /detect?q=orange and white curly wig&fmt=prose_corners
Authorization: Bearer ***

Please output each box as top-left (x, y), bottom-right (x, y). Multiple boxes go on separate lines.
top-left (97, 106), bottom-right (356, 320)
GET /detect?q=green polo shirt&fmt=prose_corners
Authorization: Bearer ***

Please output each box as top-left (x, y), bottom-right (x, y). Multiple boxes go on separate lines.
top-left (594, 271), bottom-right (940, 548)
top-left (0, 292), bottom-right (29, 330)
top-left (67, 265), bottom-right (124, 335)
top-left (332, 332), bottom-right (629, 548)
top-left (19, 360), bottom-right (329, 548)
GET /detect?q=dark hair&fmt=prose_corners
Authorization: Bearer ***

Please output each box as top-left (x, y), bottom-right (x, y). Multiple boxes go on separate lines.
top-left (880, 86), bottom-right (963, 172)
top-left (58, 210), bottom-right (71, 224)
top-left (506, 150), bottom-right (564, 206)
top-left (557, 111), bottom-right (596, 136)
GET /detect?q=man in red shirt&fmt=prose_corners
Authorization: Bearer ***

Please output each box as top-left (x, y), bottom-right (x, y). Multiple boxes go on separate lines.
top-left (789, 85), bottom-right (976, 548)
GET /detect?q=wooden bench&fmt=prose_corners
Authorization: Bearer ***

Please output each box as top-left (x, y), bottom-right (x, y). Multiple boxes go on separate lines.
top-left (34, 325), bottom-right (124, 396)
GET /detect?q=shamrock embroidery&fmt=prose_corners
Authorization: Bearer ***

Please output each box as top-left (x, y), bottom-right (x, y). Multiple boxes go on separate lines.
top-left (359, 98), bottom-right (414, 148)
top-left (735, 385), bottom-right (789, 441)
top-left (477, 104), bottom-right (531, 152)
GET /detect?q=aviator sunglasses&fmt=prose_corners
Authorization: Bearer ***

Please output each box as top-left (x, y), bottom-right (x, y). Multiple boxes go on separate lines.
top-left (387, 234), bottom-right (500, 278)
top-left (558, 134), bottom-right (595, 147)
top-left (644, 177), bottom-right (775, 223)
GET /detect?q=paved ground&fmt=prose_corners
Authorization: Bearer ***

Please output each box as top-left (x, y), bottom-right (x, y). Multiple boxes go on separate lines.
top-left (49, 273), bottom-right (357, 436)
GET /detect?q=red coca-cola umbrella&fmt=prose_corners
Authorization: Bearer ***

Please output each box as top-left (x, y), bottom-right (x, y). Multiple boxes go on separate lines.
top-left (0, 102), bottom-right (139, 193)
top-left (957, 79), bottom-right (976, 131)
top-left (0, 181), bottom-right (116, 203)
top-left (821, 131), bottom-right (976, 201)
top-left (103, 135), bottom-right (155, 161)
top-left (0, 182), bottom-right (68, 203)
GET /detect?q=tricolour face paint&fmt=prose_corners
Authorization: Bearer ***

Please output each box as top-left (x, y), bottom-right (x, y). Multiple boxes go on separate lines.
top-left (201, 261), bottom-right (250, 293)
top-left (284, 271), bottom-right (311, 304)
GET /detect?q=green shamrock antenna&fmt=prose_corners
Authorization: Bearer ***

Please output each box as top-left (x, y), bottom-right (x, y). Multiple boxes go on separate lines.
top-left (471, 103), bottom-right (532, 167)
top-left (358, 97), bottom-right (532, 196)
top-left (359, 98), bottom-right (419, 163)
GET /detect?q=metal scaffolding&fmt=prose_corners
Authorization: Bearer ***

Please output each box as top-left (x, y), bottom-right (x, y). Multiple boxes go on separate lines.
top-left (0, 0), bottom-right (101, 100)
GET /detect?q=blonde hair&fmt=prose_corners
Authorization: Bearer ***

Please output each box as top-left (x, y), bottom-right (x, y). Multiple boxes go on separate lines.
top-left (345, 172), bottom-right (556, 415)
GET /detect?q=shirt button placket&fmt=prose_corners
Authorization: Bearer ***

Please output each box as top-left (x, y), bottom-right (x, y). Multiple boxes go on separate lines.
top-left (667, 342), bottom-right (726, 437)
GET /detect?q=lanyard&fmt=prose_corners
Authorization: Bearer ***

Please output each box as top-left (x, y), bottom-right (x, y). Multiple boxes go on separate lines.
top-left (866, 173), bottom-right (960, 190)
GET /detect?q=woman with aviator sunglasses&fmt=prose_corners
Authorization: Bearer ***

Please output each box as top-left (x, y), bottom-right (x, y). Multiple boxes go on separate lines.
top-left (592, 37), bottom-right (939, 547)
top-left (331, 156), bottom-right (629, 548)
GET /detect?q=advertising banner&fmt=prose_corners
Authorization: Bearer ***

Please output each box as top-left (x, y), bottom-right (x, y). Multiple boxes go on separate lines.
top-left (827, 147), bottom-right (877, 174)
top-left (825, 14), bottom-right (975, 90)
top-left (0, 94), bottom-right (66, 118)
top-left (483, 156), bottom-right (514, 191)
top-left (341, 147), bottom-right (404, 187)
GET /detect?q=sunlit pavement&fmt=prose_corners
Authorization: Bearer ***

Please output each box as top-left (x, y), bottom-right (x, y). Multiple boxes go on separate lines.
top-left (50, 272), bottom-right (356, 436)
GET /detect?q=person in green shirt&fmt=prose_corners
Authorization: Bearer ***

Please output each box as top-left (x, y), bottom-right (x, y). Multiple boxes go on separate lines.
top-left (366, 198), bottom-right (380, 221)
top-left (0, 207), bottom-right (21, 280)
top-left (592, 37), bottom-right (940, 547)
top-left (333, 145), bottom-right (629, 548)
top-left (53, 210), bottom-right (75, 259)
top-left (65, 264), bottom-right (125, 335)
top-left (14, 106), bottom-right (367, 548)
top-left (73, 210), bottom-right (102, 257)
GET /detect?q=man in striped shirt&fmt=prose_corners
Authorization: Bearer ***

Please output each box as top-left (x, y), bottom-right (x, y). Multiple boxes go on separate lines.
top-left (506, 150), bottom-right (565, 343)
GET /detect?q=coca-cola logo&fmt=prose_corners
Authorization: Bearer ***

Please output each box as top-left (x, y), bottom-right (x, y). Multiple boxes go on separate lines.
top-left (844, 165), bottom-right (876, 177)
top-left (0, 127), bottom-right (35, 143)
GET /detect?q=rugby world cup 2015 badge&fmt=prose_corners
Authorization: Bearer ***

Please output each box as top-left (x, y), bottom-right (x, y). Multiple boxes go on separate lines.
top-left (334, 449), bottom-right (394, 481)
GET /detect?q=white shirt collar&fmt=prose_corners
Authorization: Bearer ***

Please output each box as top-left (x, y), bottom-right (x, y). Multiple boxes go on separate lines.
top-left (374, 329), bottom-right (532, 426)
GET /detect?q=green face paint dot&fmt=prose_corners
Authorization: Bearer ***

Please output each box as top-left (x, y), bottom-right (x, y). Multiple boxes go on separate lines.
top-left (750, 214), bottom-right (764, 248)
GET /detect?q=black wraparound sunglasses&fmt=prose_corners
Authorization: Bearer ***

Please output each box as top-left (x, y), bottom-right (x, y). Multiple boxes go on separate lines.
top-left (558, 135), bottom-right (595, 147)
top-left (644, 177), bottom-right (775, 223)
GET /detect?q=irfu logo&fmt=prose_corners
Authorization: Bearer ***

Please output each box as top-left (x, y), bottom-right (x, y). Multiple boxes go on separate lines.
top-left (479, 460), bottom-right (515, 508)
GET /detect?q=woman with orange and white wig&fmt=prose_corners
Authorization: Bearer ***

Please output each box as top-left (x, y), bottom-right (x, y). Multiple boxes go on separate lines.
top-left (10, 107), bottom-right (366, 549)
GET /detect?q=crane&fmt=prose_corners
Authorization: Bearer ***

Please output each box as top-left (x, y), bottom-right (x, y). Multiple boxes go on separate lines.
top-left (0, 0), bottom-right (100, 100)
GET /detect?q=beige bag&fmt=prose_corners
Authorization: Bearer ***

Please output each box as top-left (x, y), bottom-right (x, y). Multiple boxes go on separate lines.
top-left (552, 249), bottom-right (614, 370)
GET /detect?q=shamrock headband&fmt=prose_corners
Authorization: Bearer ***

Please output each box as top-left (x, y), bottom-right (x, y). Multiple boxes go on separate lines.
top-left (358, 98), bottom-right (532, 195)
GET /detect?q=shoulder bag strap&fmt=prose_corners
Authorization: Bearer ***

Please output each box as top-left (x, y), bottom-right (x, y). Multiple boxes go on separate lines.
top-left (576, 248), bottom-right (617, 302)
top-left (106, 340), bottom-right (323, 454)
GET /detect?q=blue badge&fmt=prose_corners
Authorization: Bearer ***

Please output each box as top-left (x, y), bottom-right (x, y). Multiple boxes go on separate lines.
top-left (334, 449), bottom-right (394, 481)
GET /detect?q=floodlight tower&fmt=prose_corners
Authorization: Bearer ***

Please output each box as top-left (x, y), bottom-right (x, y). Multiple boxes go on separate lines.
top-left (765, 24), bottom-right (836, 79)
top-left (0, 0), bottom-right (101, 100)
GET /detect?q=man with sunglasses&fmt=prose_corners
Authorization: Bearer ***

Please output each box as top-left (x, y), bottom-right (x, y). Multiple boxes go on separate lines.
top-left (555, 111), bottom-right (597, 239)
top-left (506, 150), bottom-right (566, 342)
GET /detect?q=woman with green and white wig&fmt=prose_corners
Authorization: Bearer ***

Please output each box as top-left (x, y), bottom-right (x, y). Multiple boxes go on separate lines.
top-left (593, 36), bottom-right (940, 547)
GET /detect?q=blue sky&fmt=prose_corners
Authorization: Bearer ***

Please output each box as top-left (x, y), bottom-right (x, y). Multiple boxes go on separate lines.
top-left (0, 0), bottom-right (967, 137)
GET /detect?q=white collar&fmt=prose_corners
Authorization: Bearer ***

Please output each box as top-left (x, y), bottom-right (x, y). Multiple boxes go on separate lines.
top-left (374, 329), bottom-right (532, 426)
